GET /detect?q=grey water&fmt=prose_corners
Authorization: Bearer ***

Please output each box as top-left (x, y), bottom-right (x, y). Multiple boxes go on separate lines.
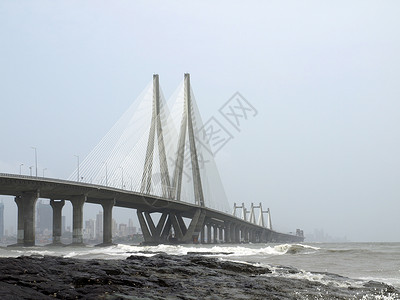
top-left (1, 242), bottom-right (399, 294)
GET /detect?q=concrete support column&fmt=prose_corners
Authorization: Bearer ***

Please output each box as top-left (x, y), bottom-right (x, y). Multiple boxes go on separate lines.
top-left (50, 199), bottom-right (65, 245)
top-left (101, 199), bottom-right (115, 245)
top-left (212, 225), bottom-right (217, 244)
top-left (70, 195), bottom-right (86, 245)
top-left (207, 224), bottom-right (212, 244)
top-left (219, 227), bottom-right (223, 243)
top-left (14, 196), bottom-right (25, 245)
top-left (230, 223), bottom-right (235, 243)
top-left (235, 225), bottom-right (240, 243)
top-left (253, 230), bottom-right (257, 243)
top-left (137, 210), bottom-right (153, 243)
top-left (200, 226), bottom-right (205, 244)
top-left (249, 230), bottom-right (254, 243)
top-left (244, 228), bottom-right (249, 243)
top-left (225, 223), bottom-right (231, 243)
top-left (18, 192), bottom-right (39, 246)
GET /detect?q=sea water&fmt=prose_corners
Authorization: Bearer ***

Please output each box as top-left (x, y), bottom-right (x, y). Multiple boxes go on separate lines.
top-left (1, 242), bottom-right (399, 296)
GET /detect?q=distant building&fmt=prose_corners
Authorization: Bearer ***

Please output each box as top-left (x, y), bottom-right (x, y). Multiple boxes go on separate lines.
top-left (84, 219), bottom-right (95, 240)
top-left (62, 216), bottom-right (66, 235)
top-left (128, 218), bottom-right (137, 235)
top-left (0, 202), bottom-right (4, 240)
top-left (119, 223), bottom-right (127, 237)
top-left (95, 211), bottom-right (103, 240)
top-left (112, 218), bottom-right (118, 236)
top-left (36, 201), bottom-right (52, 234)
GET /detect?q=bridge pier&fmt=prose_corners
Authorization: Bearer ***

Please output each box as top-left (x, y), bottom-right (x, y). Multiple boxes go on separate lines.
top-left (235, 225), bottom-right (241, 243)
top-left (200, 226), bottom-right (205, 243)
top-left (138, 209), bottom-right (205, 245)
top-left (249, 229), bottom-right (255, 243)
top-left (70, 195), bottom-right (86, 245)
top-left (14, 196), bottom-right (24, 245)
top-left (98, 199), bottom-right (115, 246)
top-left (211, 225), bottom-right (215, 243)
top-left (243, 227), bottom-right (249, 243)
top-left (225, 223), bottom-right (231, 243)
top-left (12, 192), bottom-right (39, 247)
top-left (206, 224), bottom-right (212, 243)
top-left (137, 211), bottom-right (172, 244)
top-left (50, 199), bottom-right (65, 245)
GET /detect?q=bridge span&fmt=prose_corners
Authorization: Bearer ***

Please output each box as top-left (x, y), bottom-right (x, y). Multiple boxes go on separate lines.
top-left (0, 173), bottom-right (303, 246)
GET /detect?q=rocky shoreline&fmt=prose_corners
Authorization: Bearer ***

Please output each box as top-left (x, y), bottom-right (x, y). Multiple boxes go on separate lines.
top-left (0, 254), bottom-right (398, 299)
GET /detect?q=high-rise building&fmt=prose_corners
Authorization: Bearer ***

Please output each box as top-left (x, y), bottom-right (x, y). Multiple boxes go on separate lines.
top-left (127, 218), bottom-right (137, 235)
top-left (112, 218), bottom-right (118, 237)
top-left (36, 201), bottom-right (52, 234)
top-left (84, 219), bottom-right (95, 240)
top-left (119, 223), bottom-right (127, 237)
top-left (95, 211), bottom-right (103, 240)
top-left (0, 202), bottom-right (4, 240)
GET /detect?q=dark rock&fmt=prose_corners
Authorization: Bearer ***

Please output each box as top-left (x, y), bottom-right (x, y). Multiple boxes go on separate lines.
top-left (0, 254), bottom-right (398, 299)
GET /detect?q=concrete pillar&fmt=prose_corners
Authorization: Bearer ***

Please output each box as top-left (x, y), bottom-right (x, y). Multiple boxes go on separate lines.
top-left (14, 196), bottom-right (24, 245)
top-left (70, 195), bottom-right (86, 245)
top-left (101, 199), bottom-right (115, 245)
top-left (207, 224), bottom-right (211, 244)
top-left (200, 225), bottom-right (205, 244)
top-left (235, 225), bottom-right (240, 243)
top-left (50, 199), bottom-right (65, 244)
top-left (219, 227), bottom-right (223, 243)
top-left (225, 223), bottom-right (231, 243)
top-left (212, 225), bottom-right (217, 243)
top-left (230, 223), bottom-right (235, 243)
top-left (244, 227), bottom-right (249, 243)
top-left (137, 210), bottom-right (153, 243)
top-left (23, 192), bottom-right (39, 246)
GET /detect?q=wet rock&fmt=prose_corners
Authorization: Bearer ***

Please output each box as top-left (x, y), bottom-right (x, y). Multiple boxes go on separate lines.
top-left (0, 254), bottom-right (398, 299)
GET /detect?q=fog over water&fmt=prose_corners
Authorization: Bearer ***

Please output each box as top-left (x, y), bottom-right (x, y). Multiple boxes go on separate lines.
top-left (1, 1), bottom-right (400, 242)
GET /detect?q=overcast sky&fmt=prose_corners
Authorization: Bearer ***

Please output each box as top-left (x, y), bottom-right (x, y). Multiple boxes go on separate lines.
top-left (1, 1), bottom-right (399, 242)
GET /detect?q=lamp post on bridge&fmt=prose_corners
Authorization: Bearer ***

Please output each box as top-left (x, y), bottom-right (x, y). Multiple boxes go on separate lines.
top-left (42, 168), bottom-right (47, 177)
top-left (29, 166), bottom-right (33, 176)
top-left (74, 155), bottom-right (80, 182)
top-left (19, 163), bottom-right (24, 175)
top-left (31, 146), bottom-right (38, 177)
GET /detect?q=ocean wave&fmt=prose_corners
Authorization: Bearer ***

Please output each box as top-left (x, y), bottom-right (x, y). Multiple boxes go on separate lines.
top-left (115, 243), bottom-right (321, 257)
top-left (265, 265), bottom-right (365, 288)
top-left (273, 243), bottom-right (320, 255)
top-left (1, 243), bottom-right (321, 259)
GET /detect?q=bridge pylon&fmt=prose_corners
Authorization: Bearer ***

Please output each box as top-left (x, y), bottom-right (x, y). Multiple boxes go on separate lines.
top-left (172, 73), bottom-right (205, 207)
top-left (140, 74), bottom-right (171, 198)
top-left (138, 74), bottom-right (207, 244)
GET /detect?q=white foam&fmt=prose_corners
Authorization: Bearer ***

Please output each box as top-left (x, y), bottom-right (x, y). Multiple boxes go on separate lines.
top-left (0, 243), bottom-right (320, 259)
top-left (263, 266), bottom-right (365, 289)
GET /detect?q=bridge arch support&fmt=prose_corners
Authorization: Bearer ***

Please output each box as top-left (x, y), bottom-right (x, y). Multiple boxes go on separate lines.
top-left (137, 208), bottom-right (206, 245)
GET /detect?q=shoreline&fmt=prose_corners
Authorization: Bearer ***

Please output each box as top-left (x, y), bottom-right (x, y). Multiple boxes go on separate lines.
top-left (0, 254), bottom-right (398, 299)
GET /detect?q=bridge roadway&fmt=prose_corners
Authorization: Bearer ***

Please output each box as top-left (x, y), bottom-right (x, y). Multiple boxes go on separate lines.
top-left (0, 173), bottom-right (303, 246)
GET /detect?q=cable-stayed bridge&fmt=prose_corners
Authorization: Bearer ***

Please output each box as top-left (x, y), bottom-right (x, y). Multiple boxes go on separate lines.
top-left (0, 74), bottom-right (304, 246)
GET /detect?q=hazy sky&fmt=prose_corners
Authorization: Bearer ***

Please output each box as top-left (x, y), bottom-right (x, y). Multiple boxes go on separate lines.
top-left (1, 1), bottom-right (399, 242)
